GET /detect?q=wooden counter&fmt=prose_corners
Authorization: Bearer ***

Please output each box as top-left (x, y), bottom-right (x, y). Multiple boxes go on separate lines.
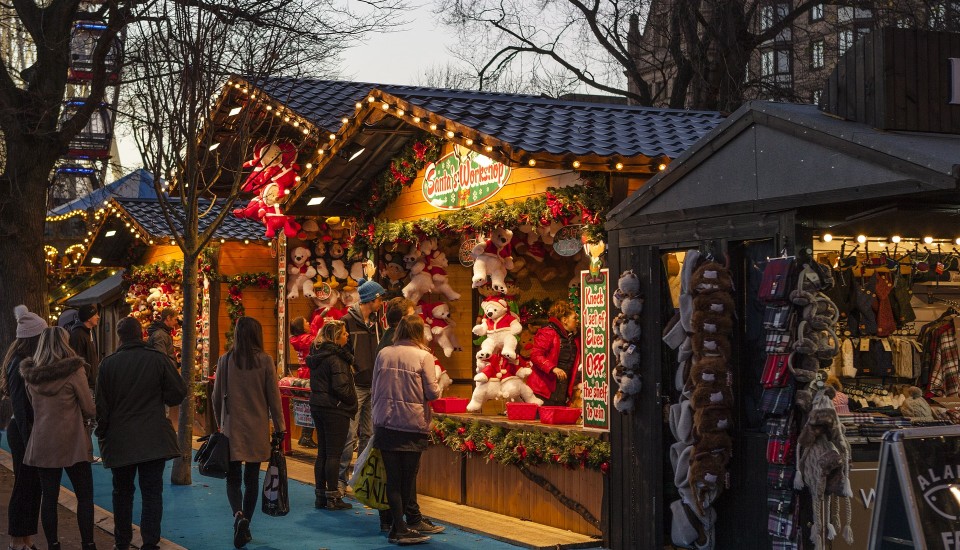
top-left (419, 412), bottom-right (604, 537)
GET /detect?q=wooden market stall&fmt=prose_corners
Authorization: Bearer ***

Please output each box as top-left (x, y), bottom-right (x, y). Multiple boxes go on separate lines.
top-left (208, 76), bottom-right (724, 544)
top-left (602, 28), bottom-right (960, 550)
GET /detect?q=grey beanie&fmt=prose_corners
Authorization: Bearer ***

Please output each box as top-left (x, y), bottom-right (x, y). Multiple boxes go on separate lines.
top-left (14, 305), bottom-right (46, 338)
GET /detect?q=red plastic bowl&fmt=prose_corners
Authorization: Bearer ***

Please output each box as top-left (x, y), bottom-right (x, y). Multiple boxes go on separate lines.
top-left (539, 406), bottom-right (581, 425)
top-left (506, 402), bottom-right (539, 421)
top-left (430, 397), bottom-right (468, 414)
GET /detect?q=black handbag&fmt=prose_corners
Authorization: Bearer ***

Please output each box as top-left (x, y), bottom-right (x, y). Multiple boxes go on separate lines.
top-left (196, 354), bottom-right (231, 478)
top-left (261, 434), bottom-right (289, 516)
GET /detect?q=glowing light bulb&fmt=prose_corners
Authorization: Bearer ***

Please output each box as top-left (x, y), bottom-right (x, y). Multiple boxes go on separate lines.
top-left (822, 233), bottom-right (833, 242)
top-left (857, 235), bottom-right (867, 243)
top-left (924, 236), bottom-right (934, 244)
top-left (891, 235), bottom-right (901, 243)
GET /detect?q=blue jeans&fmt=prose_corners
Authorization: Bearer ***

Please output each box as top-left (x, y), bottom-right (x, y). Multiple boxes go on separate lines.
top-left (339, 386), bottom-right (372, 486)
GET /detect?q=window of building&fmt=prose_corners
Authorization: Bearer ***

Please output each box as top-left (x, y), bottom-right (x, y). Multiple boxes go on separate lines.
top-left (927, 2), bottom-right (960, 29)
top-left (810, 3), bottom-right (824, 21)
top-left (760, 48), bottom-right (792, 82)
top-left (812, 89), bottom-right (823, 105)
top-left (811, 40), bottom-right (825, 68)
top-left (839, 29), bottom-right (854, 53)
top-left (760, 2), bottom-right (791, 34)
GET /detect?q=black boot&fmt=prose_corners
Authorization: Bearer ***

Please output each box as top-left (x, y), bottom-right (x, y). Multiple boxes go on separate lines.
top-left (325, 490), bottom-right (353, 510)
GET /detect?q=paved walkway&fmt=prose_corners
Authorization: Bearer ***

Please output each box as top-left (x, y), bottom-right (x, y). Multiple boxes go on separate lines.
top-left (1, 435), bottom-right (528, 550)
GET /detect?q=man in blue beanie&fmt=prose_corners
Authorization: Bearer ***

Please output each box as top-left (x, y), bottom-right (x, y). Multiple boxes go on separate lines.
top-left (337, 278), bottom-right (385, 496)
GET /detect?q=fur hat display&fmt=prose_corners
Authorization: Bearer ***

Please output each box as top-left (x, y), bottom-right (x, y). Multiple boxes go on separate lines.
top-left (14, 305), bottom-right (46, 338)
top-left (690, 261), bottom-right (733, 294)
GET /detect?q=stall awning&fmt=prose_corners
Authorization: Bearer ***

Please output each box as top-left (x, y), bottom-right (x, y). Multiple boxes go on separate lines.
top-left (66, 269), bottom-right (125, 306)
top-left (47, 169), bottom-right (157, 217)
top-left (606, 101), bottom-right (960, 230)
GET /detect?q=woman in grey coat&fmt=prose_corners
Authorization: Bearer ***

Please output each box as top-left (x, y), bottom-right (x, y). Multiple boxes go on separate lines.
top-left (211, 317), bottom-right (285, 549)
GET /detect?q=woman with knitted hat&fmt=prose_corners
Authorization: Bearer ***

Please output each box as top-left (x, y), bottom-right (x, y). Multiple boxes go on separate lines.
top-left (20, 326), bottom-right (97, 550)
top-left (3, 305), bottom-right (46, 550)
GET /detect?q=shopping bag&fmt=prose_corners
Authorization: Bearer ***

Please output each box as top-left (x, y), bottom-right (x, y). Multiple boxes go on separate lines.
top-left (262, 437), bottom-right (289, 516)
top-left (195, 432), bottom-right (230, 479)
top-left (349, 439), bottom-right (389, 510)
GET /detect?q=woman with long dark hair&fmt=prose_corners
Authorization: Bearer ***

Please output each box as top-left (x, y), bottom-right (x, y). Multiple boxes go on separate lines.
top-left (20, 326), bottom-right (96, 550)
top-left (306, 319), bottom-right (357, 510)
top-left (211, 317), bottom-right (285, 549)
top-left (3, 305), bottom-right (46, 550)
top-left (372, 315), bottom-right (443, 545)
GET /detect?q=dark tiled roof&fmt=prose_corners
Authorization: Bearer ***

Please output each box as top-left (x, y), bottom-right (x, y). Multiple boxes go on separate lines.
top-left (253, 77), bottom-right (723, 160)
top-left (115, 197), bottom-right (270, 241)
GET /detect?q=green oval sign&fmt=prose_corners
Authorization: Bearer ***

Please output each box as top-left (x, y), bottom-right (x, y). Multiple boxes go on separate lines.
top-left (422, 145), bottom-right (511, 210)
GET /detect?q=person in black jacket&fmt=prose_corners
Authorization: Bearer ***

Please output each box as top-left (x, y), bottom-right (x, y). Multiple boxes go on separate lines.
top-left (3, 305), bottom-right (46, 550)
top-left (306, 320), bottom-right (358, 511)
top-left (67, 303), bottom-right (100, 392)
top-left (95, 317), bottom-right (187, 550)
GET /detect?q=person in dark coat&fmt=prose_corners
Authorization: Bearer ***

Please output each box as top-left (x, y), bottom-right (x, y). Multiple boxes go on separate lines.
top-left (95, 316), bottom-right (187, 550)
top-left (67, 303), bottom-right (100, 392)
top-left (211, 317), bottom-right (286, 549)
top-left (2, 305), bottom-right (45, 550)
top-left (146, 307), bottom-right (178, 364)
top-left (338, 278), bottom-right (385, 491)
top-left (306, 320), bottom-right (358, 510)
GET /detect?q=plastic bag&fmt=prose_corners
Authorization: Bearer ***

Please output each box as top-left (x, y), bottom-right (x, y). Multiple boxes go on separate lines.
top-left (349, 439), bottom-right (389, 510)
top-left (261, 436), bottom-right (289, 516)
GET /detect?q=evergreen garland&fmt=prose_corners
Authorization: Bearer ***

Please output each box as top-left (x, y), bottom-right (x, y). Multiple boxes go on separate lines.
top-left (356, 175), bottom-right (610, 255)
top-left (223, 272), bottom-right (278, 347)
top-left (429, 416), bottom-right (610, 473)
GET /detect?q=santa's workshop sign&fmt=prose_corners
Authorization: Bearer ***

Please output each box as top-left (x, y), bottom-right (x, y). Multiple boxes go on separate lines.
top-left (422, 145), bottom-right (510, 210)
top-left (581, 268), bottom-right (610, 431)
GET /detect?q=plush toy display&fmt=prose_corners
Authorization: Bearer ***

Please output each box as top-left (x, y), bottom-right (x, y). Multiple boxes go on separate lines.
top-left (472, 296), bottom-right (522, 361)
top-left (421, 238), bottom-right (461, 301)
top-left (612, 269), bottom-right (644, 413)
top-left (233, 141), bottom-right (302, 238)
top-left (421, 301), bottom-right (461, 358)
top-left (402, 244), bottom-right (434, 303)
top-left (471, 228), bottom-right (514, 293)
top-left (466, 354), bottom-right (541, 412)
top-left (434, 358), bottom-right (453, 396)
top-left (286, 246), bottom-right (317, 299)
top-left (379, 251), bottom-right (408, 296)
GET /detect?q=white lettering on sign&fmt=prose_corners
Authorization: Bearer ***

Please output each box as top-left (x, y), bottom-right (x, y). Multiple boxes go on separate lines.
top-left (951, 58), bottom-right (960, 105)
top-left (859, 488), bottom-right (876, 509)
top-left (943, 530), bottom-right (960, 549)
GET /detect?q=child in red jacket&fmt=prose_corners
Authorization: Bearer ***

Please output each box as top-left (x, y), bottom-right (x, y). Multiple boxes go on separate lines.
top-left (527, 301), bottom-right (581, 406)
top-left (291, 316), bottom-right (323, 448)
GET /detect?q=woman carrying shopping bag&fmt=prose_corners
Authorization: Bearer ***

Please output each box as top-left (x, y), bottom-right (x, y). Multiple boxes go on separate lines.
top-left (212, 317), bottom-right (286, 549)
top-left (20, 326), bottom-right (96, 550)
top-left (306, 320), bottom-right (357, 510)
top-left (372, 315), bottom-right (443, 545)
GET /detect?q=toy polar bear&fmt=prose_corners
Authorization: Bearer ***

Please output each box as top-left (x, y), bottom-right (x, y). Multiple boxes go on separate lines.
top-left (472, 296), bottom-right (522, 361)
top-left (466, 355), bottom-right (541, 412)
top-left (421, 301), bottom-right (461, 358)
top-left (402, 245), bottom-right (434, 304)
top-left (421, 238), bottom-right (461, 301)
top-left (470, 228), bottom-right (514, 293)
top-left (287, 246), bottom-right (317, 299)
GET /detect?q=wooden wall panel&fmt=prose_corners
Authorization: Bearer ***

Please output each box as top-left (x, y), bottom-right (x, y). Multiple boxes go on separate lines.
top-left (141, 245), bottom-right (182, 265)
top-left (219, 242), bottom-right (276, 275)
top-left (417, 445), bottom-right (463, 503)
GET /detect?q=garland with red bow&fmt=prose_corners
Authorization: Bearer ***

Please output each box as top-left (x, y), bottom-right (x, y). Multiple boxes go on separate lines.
top-left (430, 416), bottom-right (609, 473)
top-left (223, 272), bottom-right (278, 347)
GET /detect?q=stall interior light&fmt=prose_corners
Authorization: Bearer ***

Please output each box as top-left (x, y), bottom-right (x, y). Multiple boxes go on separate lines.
top-left (90, 257), bottom-right (102, 264)
top-left (308, 196), bottom-right (326, 206)
top-left (429, 123), bottom-right (438, 131)
top-left (891, 235), bottom-right (902, 243)
top-left (856, 235), bottom-right (867, 244)
top-left (348, 147), bottom-right (365, 162)
top-left (105, 230), bottom-right (117, 237)
top-left (208, 142), bottom-right (220, 151)
top-left (572, 160), bottom-right (581, 169)
top-left (658, 163), bottom-right (668, 171)
top-left (821, 233), bottom-right (832, 242)
top-left (228, 106), bottom-right (242, 116)
top-left (924, 236), bottom-right (934, 244)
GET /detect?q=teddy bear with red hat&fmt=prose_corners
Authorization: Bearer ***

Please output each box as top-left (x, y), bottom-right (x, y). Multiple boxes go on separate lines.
top-left (472, 295), bottom-right (522, 361)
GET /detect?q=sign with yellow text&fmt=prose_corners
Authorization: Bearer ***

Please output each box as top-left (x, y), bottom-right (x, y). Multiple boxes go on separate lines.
top-left (581, 268), bottom-right (610, 431)
top-left (422, 145), bottom-right (510, 210)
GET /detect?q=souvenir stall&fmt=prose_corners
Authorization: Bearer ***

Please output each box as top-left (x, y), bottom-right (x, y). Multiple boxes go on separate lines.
top-left (205, 76), bottom-right (723, 543)
top-left (602, 28), bottom-right (960, 550)
top-left (80, 196), bottom-right (277, 432)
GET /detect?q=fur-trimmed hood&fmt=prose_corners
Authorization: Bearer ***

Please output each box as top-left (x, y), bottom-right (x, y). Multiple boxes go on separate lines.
top-left (20, 356), bottom-right (87, 395)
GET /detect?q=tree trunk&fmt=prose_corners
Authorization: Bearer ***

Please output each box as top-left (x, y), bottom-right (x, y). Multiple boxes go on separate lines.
top-left (171, 251), bottom-right (199, 485)
top-left (0, 138), bottom-right (62, 343)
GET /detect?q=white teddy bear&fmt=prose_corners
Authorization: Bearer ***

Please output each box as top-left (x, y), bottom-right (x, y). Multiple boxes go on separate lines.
top-left (422, 301), bottom-right (461, 358)
top-left (286, 246), bottom-right (317, 299)
top-left (472, 296), bottom-right (522, 361)
top-left (470, 228), bottom-right (514, 293)
top-left (420, 238), bottom-right (461, 301)
top-left (402, 245), bottom-right (434, 304)
top-left (466, 355), bottom-right (541, 412)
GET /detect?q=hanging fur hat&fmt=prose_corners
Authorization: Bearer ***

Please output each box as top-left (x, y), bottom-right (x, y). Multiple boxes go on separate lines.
top-left (690, 262), bottom-right (733, 295)
top-left (689, 357), bottom-right (729, 387)
top-left (691, 309), bottom-right (733, 336)
top-left (693, 292), bottom-right (735, 317)
top-left (692, 333), bottom-right (731, 361)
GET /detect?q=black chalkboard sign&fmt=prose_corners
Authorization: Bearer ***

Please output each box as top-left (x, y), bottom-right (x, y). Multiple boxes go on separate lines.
top-left (868, 426), bottom-right (960, 549)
